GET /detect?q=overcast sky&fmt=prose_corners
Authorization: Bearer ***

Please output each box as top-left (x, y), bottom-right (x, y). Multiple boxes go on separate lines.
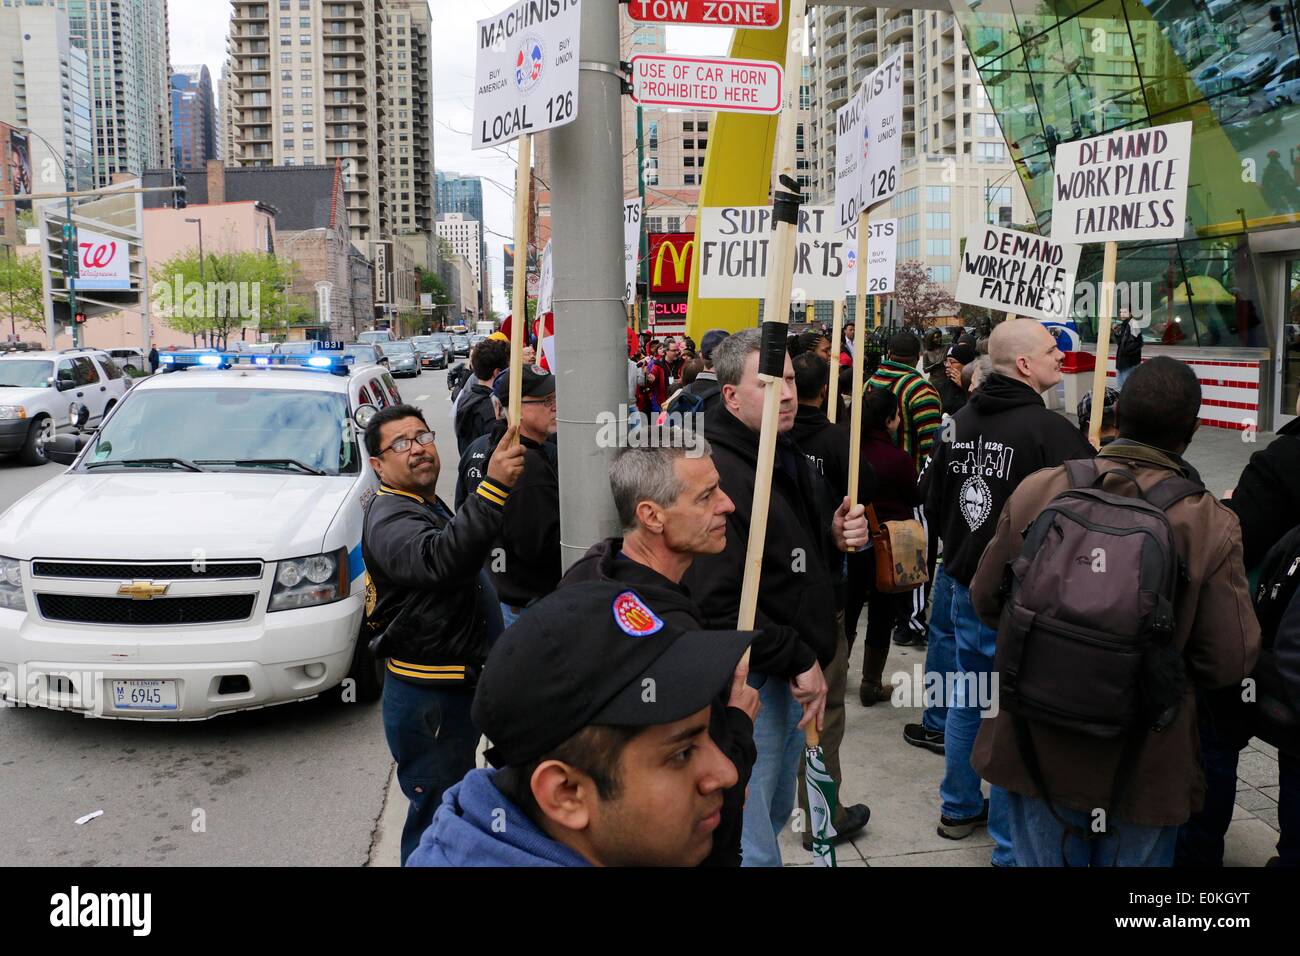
top-left (168, 1), bottom-right (730, 311)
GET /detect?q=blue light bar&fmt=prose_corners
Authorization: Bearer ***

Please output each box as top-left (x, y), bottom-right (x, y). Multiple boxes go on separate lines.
top-left (158, 348), bottom-right (351, 375)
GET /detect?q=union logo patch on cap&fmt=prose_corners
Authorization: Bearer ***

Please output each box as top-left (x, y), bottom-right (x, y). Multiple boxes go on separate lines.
top-left (611, 590), bottom-right (664, 638)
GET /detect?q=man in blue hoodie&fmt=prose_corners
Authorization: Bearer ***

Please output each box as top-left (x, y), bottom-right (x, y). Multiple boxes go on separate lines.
top-left (407, 580), bottom-right (756, 867)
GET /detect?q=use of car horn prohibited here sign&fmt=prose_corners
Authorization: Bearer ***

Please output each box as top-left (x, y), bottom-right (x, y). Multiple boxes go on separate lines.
top-left (630, 54), bottom-right (782, 114)
top-left (472, 0), bottom-right (581, 150)
top-left (626, 0), bottom-right (782, 28)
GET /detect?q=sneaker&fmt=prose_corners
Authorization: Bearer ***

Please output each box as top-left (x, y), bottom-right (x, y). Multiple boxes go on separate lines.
top-left (802, 803), bottom-right (872, 849)
top-left (891, 627), bottom-right (917, 647)
top-left (938, 800), bottom-right (989, 840)
top-left (903, 722), bottom-right (945, 755)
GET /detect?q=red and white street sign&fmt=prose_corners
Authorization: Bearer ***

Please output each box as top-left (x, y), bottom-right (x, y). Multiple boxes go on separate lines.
top-left (626, 0), bottom-right (782, 29)
top-left (630, 54), bottom-right (782, 114)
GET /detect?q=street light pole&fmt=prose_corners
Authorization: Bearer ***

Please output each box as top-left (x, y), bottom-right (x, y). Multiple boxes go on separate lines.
top-left (16, 127), bottom-right (78, 348)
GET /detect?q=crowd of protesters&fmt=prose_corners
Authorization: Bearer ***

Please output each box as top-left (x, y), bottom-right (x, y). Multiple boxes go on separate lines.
top-left (360, 315), bottom-right (1297, 868)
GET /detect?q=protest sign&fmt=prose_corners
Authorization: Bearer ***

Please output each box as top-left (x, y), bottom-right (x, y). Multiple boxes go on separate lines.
top-left (956, 225), bottom-right (1081, 323)
top-left (833, 52), bottom-right (904, 230)
top-left (623, 199), bottom-right (642, 306)
top-left (1050, 120), bottom-right (1192, 244)
top-left (473, 0), bottom-right (581, 149)
top-left (843, 219), bottom-right (898, 295)
top-left (697, 205), bottom-right (848, 299)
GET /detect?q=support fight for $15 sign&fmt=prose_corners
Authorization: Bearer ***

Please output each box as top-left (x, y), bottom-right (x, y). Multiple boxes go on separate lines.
top-left (698, 206), bottom-right (848, 300)
top-left (473, 0), bottom-right (581, 150)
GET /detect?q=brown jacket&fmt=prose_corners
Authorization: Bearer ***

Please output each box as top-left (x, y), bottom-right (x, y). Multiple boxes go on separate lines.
top-left (969, 440), bottom-right (1260, 827)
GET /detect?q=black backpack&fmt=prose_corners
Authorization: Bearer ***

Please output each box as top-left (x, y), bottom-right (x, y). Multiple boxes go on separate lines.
top-left (996, 459), bottom-right (1205, 836)
top-left (1247, 524), bottom-right (1300, 756)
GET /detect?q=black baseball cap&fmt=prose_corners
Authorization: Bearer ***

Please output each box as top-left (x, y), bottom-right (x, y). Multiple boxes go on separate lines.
top-left (947, 338), bottom-right (978, 367)
top-left (472, 582), bottom-right (755, 768)
top-left (699, 329), bottom-right (728, 361)
top-left (492, 364), bottom-right (555, 404)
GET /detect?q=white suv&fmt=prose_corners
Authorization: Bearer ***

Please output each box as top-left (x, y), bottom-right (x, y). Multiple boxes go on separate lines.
top-left (0, 349), bottom-right (131, 466)
top-left (0, 349), bottom-right (407, 719)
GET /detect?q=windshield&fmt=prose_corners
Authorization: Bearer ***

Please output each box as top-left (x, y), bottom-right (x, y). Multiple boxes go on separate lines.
top-left (386, 341), bottom-right (415, 353)
top-left (358, 332), bottom-right (389, 343)
top-left (0, 360), bottom-right (55, 388)
top-left (412, 337), bottom-right (436, 349)
top-left (84, 388), bottom-right (360, 475)
top-left (278, 342), bottom-right (315, 355)
top-left (432, 334), bottom-right (452, 345)
top-left (342, 346), bottom-right (378, 364)
top-left (452, 336), bottom-right (469, 346)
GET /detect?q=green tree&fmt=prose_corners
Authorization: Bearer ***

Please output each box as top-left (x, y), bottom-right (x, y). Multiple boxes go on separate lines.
top-left (0, 249), bottom-right (45, 334)
top-left (151, 249), bottom-right (299, 349)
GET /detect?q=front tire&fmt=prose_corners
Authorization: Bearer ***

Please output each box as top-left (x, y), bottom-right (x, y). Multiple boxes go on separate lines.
top-left (19, 415), bottom-right (54, 466)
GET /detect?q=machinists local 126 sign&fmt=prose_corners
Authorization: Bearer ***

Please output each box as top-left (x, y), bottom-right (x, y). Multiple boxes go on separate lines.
top-left (473, 0), bottom-right (582, 150)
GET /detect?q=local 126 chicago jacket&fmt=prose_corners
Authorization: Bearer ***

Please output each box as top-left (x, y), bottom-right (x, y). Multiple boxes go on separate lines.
top-left (924, 372), bottom-right (1095, 587)
top-left (361, 476), bottom-right (511, 685)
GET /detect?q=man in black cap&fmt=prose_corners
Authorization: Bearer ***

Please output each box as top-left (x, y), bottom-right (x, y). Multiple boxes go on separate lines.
top-left (674, 328), bottom-right (727, 414)
top-left (363, 403), bottom-right (525, 864)
top-left (455, 364), bottom-right (560, 627)
top-left (454, 337), bottom-right (510, 455)
top-left (406, 581), bottom-right (756, 867)
top-left (937, 337), bottom-right (979, 416)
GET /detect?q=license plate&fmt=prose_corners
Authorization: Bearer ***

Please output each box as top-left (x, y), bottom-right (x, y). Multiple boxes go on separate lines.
top-left (111, 679), bottom-right (178, 711)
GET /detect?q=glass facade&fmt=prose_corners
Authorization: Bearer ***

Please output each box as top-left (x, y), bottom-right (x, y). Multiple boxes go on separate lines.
top-left (954, 0), bottom-right (1300, 355)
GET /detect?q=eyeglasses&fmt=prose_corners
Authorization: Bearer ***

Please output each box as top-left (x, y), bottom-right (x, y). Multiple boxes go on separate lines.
top-left (522, 395), bottom-right (557, 409)
top-left (380, 431), bottom-right (435, 455)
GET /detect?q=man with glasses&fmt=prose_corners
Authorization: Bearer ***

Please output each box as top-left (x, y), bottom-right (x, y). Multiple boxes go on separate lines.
top-left (456, 365), bottom-right (561, 627)
top-left (363, 403), bottom-right (526, 864)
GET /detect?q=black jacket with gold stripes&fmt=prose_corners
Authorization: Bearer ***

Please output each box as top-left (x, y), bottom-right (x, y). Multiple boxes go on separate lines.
top-left (361, 478), bottom-right (510, 685)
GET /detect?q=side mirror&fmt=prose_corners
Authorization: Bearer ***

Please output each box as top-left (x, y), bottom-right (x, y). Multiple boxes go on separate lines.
top-left (45, 432), bottom-right (90, 466)
top-left (56, 378), bottom-right (76, 392)
top-left (70, 403), bottom-right (90, 431)
top-left (353, 403), bottom-right (378, 432)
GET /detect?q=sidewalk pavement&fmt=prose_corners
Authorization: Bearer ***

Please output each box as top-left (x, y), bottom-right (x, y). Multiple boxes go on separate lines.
top-left (776, 423), bottom-right (1283, 867)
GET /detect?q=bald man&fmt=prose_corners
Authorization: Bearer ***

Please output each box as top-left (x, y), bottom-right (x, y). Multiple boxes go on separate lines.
top-left (920, 319), bottom-right (1094, 865)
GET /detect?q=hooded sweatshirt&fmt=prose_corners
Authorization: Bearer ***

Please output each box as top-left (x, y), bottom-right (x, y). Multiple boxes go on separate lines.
top-left (924, 372), bottom-right (1095, 587)
top-left (406, 769), bottom-right (591, 867)
top-left (560, 537), bottom-right (757, 867)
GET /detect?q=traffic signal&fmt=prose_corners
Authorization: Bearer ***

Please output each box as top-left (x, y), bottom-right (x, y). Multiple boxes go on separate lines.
top-left (74, 312), bottom-right (86, 326)
top-left (1272, 5), bottom-right (1285, 31)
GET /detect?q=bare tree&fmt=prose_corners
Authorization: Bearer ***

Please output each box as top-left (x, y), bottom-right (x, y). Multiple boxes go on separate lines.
top-left (892, 260), bottom-right (959, 329)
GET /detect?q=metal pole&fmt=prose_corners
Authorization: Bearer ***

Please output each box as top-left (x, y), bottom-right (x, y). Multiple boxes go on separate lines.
top-left (635, 104), bottom-right (649, 330)
top-left (4, 245), bottom-right (13, 340)
top-left (65, 171), bottom-right (78, 349)
top-left (549, 0), bottom-right (626, 570)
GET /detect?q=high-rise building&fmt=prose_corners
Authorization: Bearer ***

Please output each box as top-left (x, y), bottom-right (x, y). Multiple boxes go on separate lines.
top-left (384, 0), bottom-right (433, 240)
top-left (436, 171), bottom-right (489, 315)
top-left (0, 3), bottom-right (95, 190)
top-left (223, 0), bottom-right (389, 248)
top-left (807, 6), bottom-right (1032, 292)
top-left (20, 0), bottom-right (174, 185)
top-left (171, 65), bottom-right (218, 169)
top-left (435, 212), bottom-right (481, 297)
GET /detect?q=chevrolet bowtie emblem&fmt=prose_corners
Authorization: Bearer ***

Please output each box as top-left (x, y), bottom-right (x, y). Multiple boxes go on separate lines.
top-left (117, 580), bottom-right (169, 600)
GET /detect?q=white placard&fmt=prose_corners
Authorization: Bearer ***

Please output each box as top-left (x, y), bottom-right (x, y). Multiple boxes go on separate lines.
top-left (956, 225), bottom-right (1081, 323)
top-left (1050, 120), bottom-right (1192, 244)
top-left (833, 52), bottom-right (904, 231)
top-left (843, 219), bottom-right (899, 295)
top-left (697, 205), bottom-right (850, 300)
top-left (73, 226), bottom-right (131, 291)
top-left (472, 0), bottom-right (581, 150)
top-left (537, 240), bottom-right (554, 314)
top-left (630, 54), bottom-right (782, 114)
top-left (624, 198), bottom-right (642, 306)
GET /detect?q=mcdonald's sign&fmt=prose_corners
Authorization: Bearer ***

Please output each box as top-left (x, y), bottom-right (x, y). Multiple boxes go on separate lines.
top-left (648, 232), bottom-right (695, 295)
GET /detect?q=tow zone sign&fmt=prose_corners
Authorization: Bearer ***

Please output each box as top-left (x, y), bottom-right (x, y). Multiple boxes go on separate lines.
top-left (626, 0), bottom-right (781, 29)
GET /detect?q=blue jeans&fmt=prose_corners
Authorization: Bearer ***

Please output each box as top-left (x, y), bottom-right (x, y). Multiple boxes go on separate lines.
top-left (922, 566), bottom-right (956, 734)
top-left (382, 677), bottom-right (480, 865)
top-left (1117, 365), bottom-right (1136, 390)
top-left (940, 579), bottom-right (1014, 866)
top-left (741, 672), bottom-right (804, 867)
top-left (1006, 791), bottom-right (1177, 866)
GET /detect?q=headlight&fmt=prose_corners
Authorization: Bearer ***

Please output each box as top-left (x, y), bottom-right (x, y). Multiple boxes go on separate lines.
top-left (269, 548), bottom-right (348, 611)
top-left (0, 556), bottom-right (25, 612)
top-left (0, 406), bottom-right (27, 420)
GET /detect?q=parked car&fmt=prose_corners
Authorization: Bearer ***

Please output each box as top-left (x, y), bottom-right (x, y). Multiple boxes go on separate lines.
top-left (383, 340), bottom-right (422, 378)
top-left (0, 349), bottom-right (131, 465)
top-left (1225, 51), bottom-right (1280, 90)
top-left (106, 347), bottom-right (148, 374)
top-left (1264, 54), bottom-right (1300, 105)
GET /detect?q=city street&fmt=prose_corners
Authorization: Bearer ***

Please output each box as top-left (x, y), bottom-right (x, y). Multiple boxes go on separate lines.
top-left (0, 370), bottom-right (457, 867)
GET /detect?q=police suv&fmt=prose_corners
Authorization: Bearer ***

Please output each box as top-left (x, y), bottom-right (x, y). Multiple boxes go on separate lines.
top-left (0, 347), bottom-right (405, 719)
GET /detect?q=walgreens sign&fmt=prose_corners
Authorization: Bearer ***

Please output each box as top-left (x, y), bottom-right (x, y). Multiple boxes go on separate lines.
top-left (74, 227), bottom-right (131, 291)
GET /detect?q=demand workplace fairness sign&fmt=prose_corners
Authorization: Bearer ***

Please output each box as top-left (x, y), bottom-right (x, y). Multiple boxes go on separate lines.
top-left (956, 225), bottom-right (1081, 323)
top-left (1050, 121), bottom-right (1192, 244)
top-left (473, 0), bottom-right (581, 149)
